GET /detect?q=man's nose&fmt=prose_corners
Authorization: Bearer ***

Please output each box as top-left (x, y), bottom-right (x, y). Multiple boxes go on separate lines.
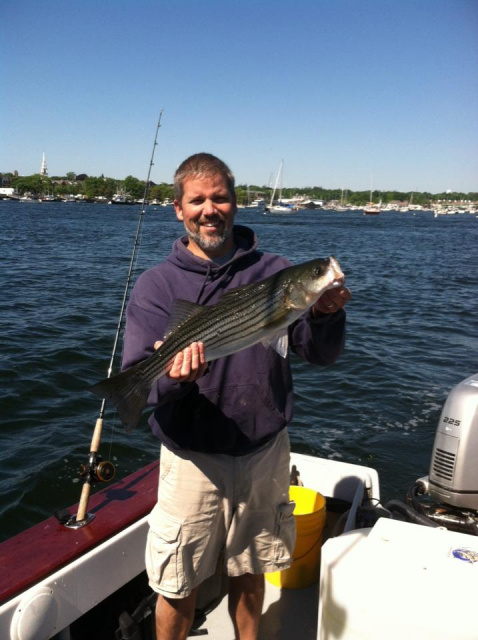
top-left (203, 199), bottom-right (216, 214)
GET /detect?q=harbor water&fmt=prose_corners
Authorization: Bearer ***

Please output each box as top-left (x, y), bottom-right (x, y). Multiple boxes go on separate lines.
top-left (1, 200), bottom-right (477, 542)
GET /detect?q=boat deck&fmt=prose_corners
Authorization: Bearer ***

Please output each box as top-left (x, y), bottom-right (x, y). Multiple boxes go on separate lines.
top-left (198, 581), bottom-right (319, 639)
top-left (190, 501), bottom-right (347, 639)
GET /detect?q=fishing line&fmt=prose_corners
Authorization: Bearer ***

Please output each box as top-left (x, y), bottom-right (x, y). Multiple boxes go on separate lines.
top-left (60, 112), bottom-right (164, 528)
top-left (107, 412), bottom-right (116, 462)
top-left (103, 111), bottom-right (164, 397)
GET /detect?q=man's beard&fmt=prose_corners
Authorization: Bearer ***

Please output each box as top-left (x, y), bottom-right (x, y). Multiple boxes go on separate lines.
top-left (185, 224), bottom-right (231, 252)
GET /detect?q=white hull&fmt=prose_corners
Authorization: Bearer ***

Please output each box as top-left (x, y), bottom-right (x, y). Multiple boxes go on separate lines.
top-left (363, 205), bottom-right (381, 215)
top-left (266, 205), bottom-right (296, 214)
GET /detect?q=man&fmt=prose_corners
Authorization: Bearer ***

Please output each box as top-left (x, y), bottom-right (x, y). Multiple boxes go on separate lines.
top-left (122, 153), bottom-right (350, 639)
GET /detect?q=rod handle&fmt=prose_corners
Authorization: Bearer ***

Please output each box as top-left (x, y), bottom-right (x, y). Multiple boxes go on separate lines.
top-left (76, 418), bottom-right (103, 522)
top-left (90, 418), bottom-right (103, 452)
top-left (76, 479), bottom-right (91, 523)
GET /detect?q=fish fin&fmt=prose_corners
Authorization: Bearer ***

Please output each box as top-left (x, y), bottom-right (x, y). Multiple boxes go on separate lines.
top-left (218, 279), bottom-right (263, 301)
top-left (261, 331), bottom-right (289, 358)
top-left (89, 365), bottom-right (152, 432)
top-left (164, 299), bottom-right (204, 338)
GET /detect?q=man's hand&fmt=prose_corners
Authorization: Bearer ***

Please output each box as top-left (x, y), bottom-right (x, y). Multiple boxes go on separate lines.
top-left (153, 341), bottom-right (208, 382)
top-left (312, 285), bottom-right (351, 316)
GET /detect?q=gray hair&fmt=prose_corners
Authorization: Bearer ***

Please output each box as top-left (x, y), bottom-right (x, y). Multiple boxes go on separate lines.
top-left (174, 153), bottom-right (235, 202)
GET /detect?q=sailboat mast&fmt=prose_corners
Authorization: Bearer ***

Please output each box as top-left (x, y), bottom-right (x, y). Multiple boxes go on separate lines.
top-left (269, 160), bottom-right (283, 207)
top-left (278, 161), bottom-right (283, 203)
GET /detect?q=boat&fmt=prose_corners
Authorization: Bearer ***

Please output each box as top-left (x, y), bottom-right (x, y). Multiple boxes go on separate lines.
top-left (249, 198), bottom-right (266, 210)
top-left (108, 189), bottom-right (135, 205)
top-left (265, 161), bottom-right (296, 214)
top-left (1, 372), bottom-right (477, 639)
top-left (333, 189), bottom-right (348, 212)
top-left (363, 202), bottom-right (381, 215)
top-left (363, 174), bottom-right (381, 215)
top-left (399, 191), bottom-right (414, 213)
top-left (267, 204), bottom-right (293, 213)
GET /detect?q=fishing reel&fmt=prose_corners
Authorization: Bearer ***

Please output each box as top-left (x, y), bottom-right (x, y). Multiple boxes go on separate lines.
top-left (79, 452), bottom-right (116, 483)
top-left (55, 453), bottom-right (116, 529)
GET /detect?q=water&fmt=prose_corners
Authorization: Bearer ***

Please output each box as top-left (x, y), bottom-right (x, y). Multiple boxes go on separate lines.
top-left (1, 201), bottom-right (477, 542)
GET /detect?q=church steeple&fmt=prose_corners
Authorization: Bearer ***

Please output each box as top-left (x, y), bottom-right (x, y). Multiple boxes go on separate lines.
top-left (40, 152), bottom-right (48, 176)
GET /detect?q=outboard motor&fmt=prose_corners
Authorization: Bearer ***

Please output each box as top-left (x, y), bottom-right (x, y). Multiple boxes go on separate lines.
top-left (377, 373), bottom-right (478, 534)
top-left (428, 372), bottom-right (478, 510)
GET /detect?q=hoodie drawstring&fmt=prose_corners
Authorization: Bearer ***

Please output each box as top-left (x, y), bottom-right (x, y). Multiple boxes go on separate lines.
top-left (195, 263), bottom-right (212, 304)
top-left (195, 260), bottom-right (237, 305)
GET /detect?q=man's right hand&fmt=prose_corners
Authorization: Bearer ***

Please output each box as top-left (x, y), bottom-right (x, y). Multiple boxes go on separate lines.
top-left (154, 341), bottom-right (208, 382)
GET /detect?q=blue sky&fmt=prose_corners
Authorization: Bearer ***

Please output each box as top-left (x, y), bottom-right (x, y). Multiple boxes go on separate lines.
top-left (2, 0), bottom-right (477, 193)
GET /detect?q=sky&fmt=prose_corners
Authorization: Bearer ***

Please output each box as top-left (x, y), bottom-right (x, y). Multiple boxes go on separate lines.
top-left (2, 0), bottom-right (477, 193)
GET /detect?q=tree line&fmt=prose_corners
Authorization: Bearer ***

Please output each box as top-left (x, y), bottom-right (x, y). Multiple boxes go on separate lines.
top-left (1, 172), bottom-right (174, 203)
top-left (1, 172), bottom-right (476, 205)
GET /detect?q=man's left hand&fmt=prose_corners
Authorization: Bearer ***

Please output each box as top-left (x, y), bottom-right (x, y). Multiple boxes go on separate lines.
top-left (312, 285), bottom-right (351, 316)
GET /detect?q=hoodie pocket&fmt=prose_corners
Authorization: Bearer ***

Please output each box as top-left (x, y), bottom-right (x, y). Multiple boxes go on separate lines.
top-left (204, 382), bottom-right (288, 440)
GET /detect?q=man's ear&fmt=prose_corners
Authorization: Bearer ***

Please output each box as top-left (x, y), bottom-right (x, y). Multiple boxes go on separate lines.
top-left (173, 200), bottom-right (183, 220)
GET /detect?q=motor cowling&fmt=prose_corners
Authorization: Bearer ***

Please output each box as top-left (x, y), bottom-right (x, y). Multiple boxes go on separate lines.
top-left (428, 373), bottom-right (478, 510)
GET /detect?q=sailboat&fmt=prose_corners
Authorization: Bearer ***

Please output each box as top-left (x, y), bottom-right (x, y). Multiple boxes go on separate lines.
top-left (265, 161), bottom-right (295, 214)
top-left (400, 191), bottom-right (413, 213)
top-left (363, 174), bottom-right (381, 215)
top-left (335, 189), bottom-right (348, 212)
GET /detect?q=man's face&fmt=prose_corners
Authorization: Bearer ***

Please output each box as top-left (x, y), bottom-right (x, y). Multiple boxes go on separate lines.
top-left (174, 173), bottom-right (237, 259)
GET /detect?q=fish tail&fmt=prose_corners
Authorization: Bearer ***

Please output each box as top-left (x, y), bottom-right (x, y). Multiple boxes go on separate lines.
top-left (89, 365), bottom-right (152, 432)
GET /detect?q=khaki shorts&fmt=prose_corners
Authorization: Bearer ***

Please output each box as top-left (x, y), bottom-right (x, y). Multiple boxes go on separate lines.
top-left (145, 429), bottom-right (296, 598)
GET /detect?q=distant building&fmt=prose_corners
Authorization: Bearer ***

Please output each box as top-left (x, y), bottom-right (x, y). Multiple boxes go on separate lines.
top-left (0, 188), bottom-right (15, 198)
top-left (40, 153), bottom-right (48, 176)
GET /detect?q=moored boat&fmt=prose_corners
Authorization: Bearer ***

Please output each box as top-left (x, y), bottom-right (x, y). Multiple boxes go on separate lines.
top-left (363, 203), bottom-right (381, 215)
top-left (267, 204), bottom-right (295, 214)
top-left (249, 198), bottom-right (266, 210)
top-left (265, 160), bottom-right (297, 214)
top-left (363, 175), bottom-right (381, 215)
top-left (109, 190), bottom-right (136, 205)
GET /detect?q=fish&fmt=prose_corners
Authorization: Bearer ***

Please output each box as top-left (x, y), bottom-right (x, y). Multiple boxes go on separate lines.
top-left (90, 256), bottom-right (344, 431)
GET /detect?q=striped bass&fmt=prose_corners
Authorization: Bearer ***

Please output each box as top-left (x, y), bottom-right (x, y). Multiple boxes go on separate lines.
top-left (90, 256), bottom-right (344, 431)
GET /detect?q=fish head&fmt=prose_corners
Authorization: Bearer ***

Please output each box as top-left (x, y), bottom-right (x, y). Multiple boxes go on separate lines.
top-left (287, 256), bottom-right (344, 309)
top-left (302, 256), bottom-right (344, 291)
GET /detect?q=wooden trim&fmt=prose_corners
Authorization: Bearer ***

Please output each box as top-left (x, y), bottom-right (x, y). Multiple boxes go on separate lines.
top-left (0, 461), bottom-right (158, 604)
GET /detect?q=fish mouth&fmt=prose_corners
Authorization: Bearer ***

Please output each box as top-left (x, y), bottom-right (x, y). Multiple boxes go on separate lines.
top-left (329, 256), bottom-right (345, 285)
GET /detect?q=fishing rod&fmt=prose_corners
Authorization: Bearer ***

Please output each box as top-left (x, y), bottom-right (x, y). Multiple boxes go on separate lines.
top-left (59, 111), bottom-right (164, 529)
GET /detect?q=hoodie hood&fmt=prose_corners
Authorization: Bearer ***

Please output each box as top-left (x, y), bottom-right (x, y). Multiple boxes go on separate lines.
top-left (167, 225), bottom-right (258, 275)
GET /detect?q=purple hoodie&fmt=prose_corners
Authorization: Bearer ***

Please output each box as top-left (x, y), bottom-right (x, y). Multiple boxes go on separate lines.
top-left (122, 225), bottom-right (345, 455)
